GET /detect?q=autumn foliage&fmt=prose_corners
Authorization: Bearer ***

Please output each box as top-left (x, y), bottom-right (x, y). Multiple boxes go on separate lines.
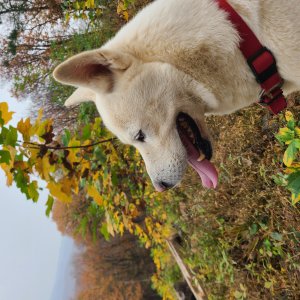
top-left (52, 196), bottom-right (160, 300)
top-left (0, 102), bottom-right (181, 299)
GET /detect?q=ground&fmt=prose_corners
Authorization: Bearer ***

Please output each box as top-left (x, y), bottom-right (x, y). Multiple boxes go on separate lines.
top-left (172, 94), bottom-right (300, 299)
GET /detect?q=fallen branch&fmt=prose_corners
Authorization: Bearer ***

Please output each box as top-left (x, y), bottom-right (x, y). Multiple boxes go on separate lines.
top-left (166, 238), bottom-right (207, 300)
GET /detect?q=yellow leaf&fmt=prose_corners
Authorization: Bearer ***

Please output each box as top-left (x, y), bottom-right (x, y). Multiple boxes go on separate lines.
top-left (95, 8), bottom-right (102, 16)
top-left (87, 185), bottom-right (103, 205)
top-left (283, 153), bottom-right (292, 167)
top-left (29, 108), bottom-right (44, 137)
top-left (74, 1), bottom-right (80, 10)
top-left (0, 146), bottom-right (17, 186)
top-left (285, 111), bottom-right (294, 122)
top-left (123, 11), bottom-right (129, 22)
top-left (295, 127), bottom-right (300, 137)
top-left (0, 163), bottom-right (13, 186)
top-left (119, 223), bottom-right (124, 235)
top-left (28, 147), bottom-right (40, 161)
top-left (47, 182), bottom-right (73, 203)
top-left (292, 193), bottom-right (300, 205)
top-left (67, 138), bottom-right (81, 163)
top-left (105, 212), bottom-right (115, 236)
top-left (37, 120), bottom-right (52, 139)
top-left (0, 102), bottom-right (14, 125)
top-left (145, 240), bottom-right (151, 249)
top-left (117, 3), bottom-right (124, 14)
top-left (81, 13), bottom-right (88, 20)
top-left (35, 156), bottom-right (52, 181)
top-left (65, 12), bottom-right (70, 22)
top-left (68, 137), bottom-right (81, 148)
top-left (42, 156), bottom-right (51, 180)
top-left (85, 0), bottom-right (95, 8)
top-left (17, 118), bottom-right (32, 141)
top-left (161, 212), bottom-right (167, 220)
top-left (114, 194), bottom-right (120, 205)
top-left (37, 108), bottom-right (43, 122)
top-left (60, 177), bottom-right (76, 195)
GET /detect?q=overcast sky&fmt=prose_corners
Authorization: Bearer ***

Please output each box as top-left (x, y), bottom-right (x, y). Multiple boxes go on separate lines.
top-left (0, 82), bottom-right (76, 300)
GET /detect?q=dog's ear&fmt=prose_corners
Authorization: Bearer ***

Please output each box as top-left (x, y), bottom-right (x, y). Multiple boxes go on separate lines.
top-left (53, 49), bottom-right (132, 92)
top-left (64, 87), bottom-right (96, 107)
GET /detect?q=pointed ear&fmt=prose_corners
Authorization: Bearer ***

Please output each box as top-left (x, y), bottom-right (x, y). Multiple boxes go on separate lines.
top-left (53, 49), bottom-right (132, 92)
top-left (64, 87), bottom-right (96, 107)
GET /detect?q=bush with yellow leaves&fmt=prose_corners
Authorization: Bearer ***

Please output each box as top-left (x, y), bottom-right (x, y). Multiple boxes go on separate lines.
top-left (0, 102), bottom-right (182, 299)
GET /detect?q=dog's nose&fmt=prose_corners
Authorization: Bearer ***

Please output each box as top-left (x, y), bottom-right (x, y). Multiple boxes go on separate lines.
top-left (160, 181), bottom-right (174, 190)
top-left (153, 181), bottom-right (175, 192)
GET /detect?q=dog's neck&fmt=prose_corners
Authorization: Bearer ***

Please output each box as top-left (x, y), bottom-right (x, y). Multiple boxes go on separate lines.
top-left (105, 0), bottom-right (262, 114)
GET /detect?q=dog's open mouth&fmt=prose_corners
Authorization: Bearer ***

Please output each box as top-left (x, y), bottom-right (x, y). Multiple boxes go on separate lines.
top-left (176, 112), bottom-right (218, 189)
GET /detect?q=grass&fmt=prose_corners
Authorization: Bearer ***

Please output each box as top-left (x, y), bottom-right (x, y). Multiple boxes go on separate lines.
top-left (170, 95), bottom-right (300, 299)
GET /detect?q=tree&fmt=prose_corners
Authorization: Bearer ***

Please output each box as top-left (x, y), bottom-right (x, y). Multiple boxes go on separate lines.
top-left (52, 197), bottom-right (160, 300)
top-left (0, 102), bottom-right (181, 299)
top-left (0, 0), bottom-right (70, 98)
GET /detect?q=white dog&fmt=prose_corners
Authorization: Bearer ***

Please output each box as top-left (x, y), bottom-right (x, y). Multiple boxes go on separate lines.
top-left (53, 0), bottom-right (300, 191)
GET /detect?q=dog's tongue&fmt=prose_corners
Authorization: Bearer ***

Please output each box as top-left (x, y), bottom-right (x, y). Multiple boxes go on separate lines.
top-left (179, 132), bottom-right (218, 188)
top-left (188, 157), bottom-right (218, 189)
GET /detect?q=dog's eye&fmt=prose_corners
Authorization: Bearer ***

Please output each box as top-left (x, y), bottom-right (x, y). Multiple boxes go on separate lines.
top-left (135, 130), bottom-right (145, 142)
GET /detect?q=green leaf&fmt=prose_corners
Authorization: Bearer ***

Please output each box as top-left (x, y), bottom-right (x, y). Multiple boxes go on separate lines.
top-left (14, 169), bottom-right (29, 198)
top-left (0, 126), bottom-right (9, 144)
top-left (283, 140), bottom-right (298, 166)
top-left (93, 146), bottom-right (106, 163)
top-left (287, 120), bottom-right (295, 131)
top-left (0, 112), bottom-right (4, 127)
top-left (263, 239), bottom-right (272, 250)
top-left (0, 150), bottom-right (11, 164)
top-left (82, 124), bottom-right (91, 140)
top-left (276, 127), bottom-right (294, 144)
top-left (78, 216), bottom-right (88, 239)
top-left (249, 223), bottom-right (258, 235)
top-left (45, 195), bottom-right (54, 217)
top-left (270, 232), bottom-right (283, 242)
top-left (62, 129), bottom-right (71, 146)
top-left (100, 223), bottom-right (110, 241)
top-left (28, 181), bottom-right (39, 202)
top-left (264, 281), bottom-right (273, 289)
top-left (111, 170), bottom-right (118, 186)
top-left (287, 171), bottom-right (300, 195)
top-left (4, 126), bottom-right (18, 147)
top-left (294, 138), bottom-right (300, 149)
top-left (14, 153), bottom-right (23, 162)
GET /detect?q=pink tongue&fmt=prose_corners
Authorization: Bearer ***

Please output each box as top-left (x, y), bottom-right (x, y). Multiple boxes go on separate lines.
top-left (179, 132), bottom-right (218, 189)
top-left (188, 157), bottom-right (218, 189)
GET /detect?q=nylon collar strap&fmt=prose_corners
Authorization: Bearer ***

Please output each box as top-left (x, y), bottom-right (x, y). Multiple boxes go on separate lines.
top-left (217, 0), bottom-right (287, 114)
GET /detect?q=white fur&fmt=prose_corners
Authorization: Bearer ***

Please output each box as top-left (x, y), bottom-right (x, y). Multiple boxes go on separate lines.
top-left (53, 0), bottom-right (300, 190)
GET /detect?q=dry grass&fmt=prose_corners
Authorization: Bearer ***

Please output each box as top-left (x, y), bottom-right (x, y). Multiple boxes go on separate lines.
top-left (173, 95), bottom-right (300, 299)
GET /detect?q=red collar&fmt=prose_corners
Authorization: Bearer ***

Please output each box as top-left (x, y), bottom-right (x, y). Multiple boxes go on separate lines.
top-left (217, 0), bottom-right (287, 114)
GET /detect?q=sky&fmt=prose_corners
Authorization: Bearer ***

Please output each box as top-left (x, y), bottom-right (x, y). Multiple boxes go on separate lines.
top-left (0, 82), bottom-right (76, 300)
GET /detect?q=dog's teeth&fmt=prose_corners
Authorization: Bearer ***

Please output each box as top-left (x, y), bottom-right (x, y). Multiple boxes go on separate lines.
top-left (197, 152), bottom-right (205, 162)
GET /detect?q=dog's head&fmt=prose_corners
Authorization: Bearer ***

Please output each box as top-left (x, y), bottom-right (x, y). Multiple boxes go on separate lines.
top-left (53, 49), bottom-right (218, 191)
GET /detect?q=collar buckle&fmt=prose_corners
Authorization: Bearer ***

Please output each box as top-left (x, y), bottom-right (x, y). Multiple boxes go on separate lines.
top-left (258, 80), bottom-right (284, 104)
